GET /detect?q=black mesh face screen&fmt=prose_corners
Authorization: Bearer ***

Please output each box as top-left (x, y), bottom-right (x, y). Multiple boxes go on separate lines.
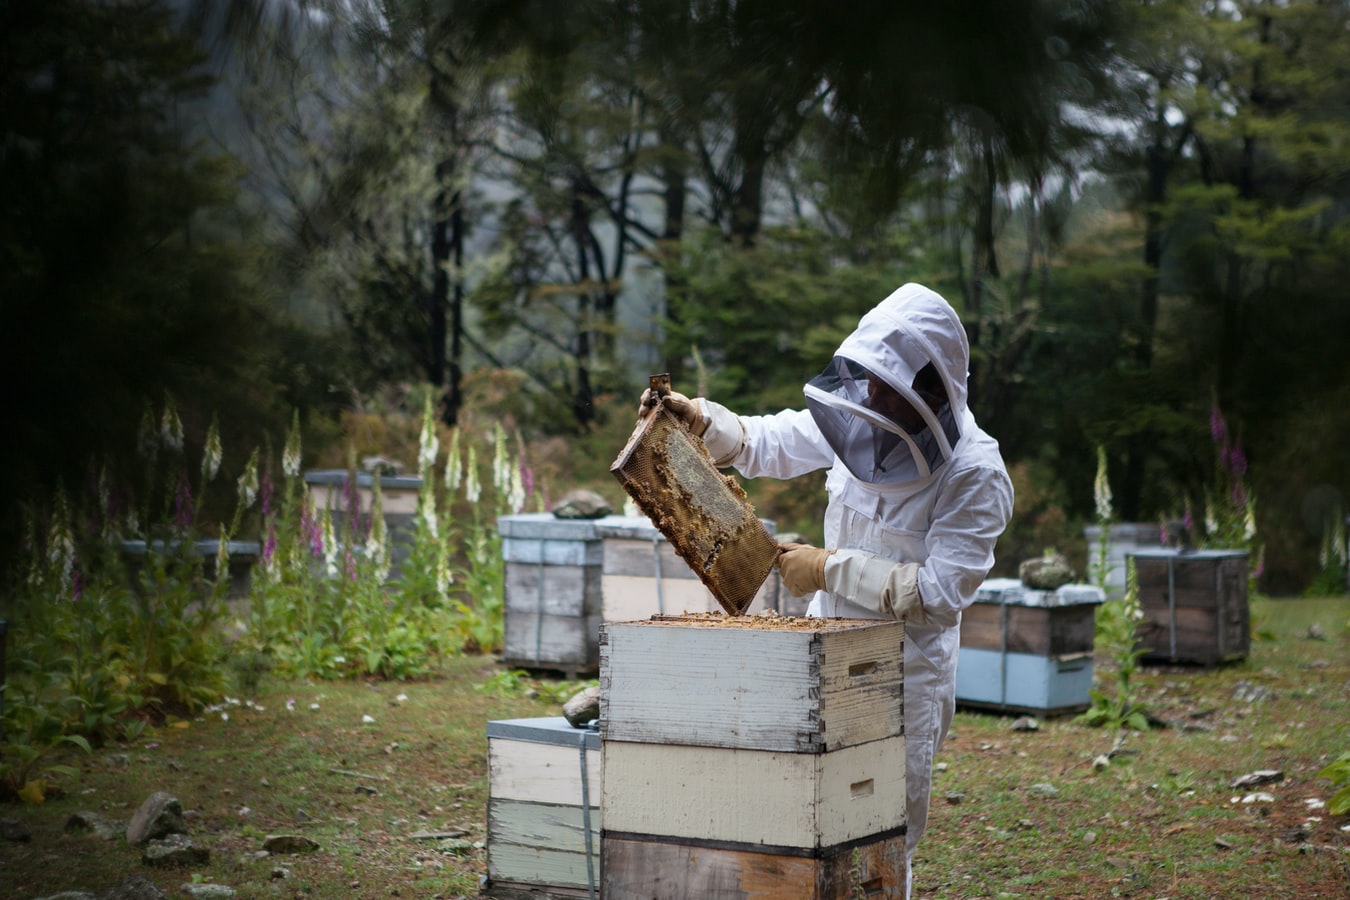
top-left (611, 404), bottom-right (778, 615)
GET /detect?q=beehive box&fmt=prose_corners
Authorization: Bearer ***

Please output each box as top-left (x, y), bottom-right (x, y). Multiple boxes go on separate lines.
top-left (499, 515), bottom-right (607, 675)
top-left (498, 514), bottom-right (776, 675)
top-left (1129, 549), bottom-right (1250, 665)
top-left (602, 829), bottom-right (907, 900)
top-left (599, 614), bottom-right (907, 898)
top-left (305, 469), bottom-right (423, 578)
top-left (601, 614), bottom-right (903, 752)
top-left (1083, 522), bottom-right (1164, 598)
top-left (120, 539), bottom-right (260, 600)
top-left (601, 735), bottom-right (906, 848)
top-left (956, 579), bottom-right (1104, 715)
top-left (485, 717), bottom-right (601, 897)
top-left (595, 517), bottom-right (777, 621)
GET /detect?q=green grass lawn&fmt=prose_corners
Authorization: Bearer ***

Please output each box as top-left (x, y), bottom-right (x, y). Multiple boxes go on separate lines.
top-left (1, 595), bottom-right (1346, 899)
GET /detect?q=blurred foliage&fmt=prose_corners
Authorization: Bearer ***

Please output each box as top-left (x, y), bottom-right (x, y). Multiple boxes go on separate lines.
top-left (2, 0), bottom-right (1348, 596)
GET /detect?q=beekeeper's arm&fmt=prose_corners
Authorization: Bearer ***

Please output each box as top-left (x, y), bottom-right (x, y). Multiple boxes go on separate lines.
top-left (777, 464), bottom-right (1013, 627)
top-left (639, 389), bottom-right (833, 475)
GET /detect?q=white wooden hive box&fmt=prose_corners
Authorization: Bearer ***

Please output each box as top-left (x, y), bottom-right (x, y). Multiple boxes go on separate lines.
top-left (486, 717), bottom-right (601, 892)
top-left (600, 614), bottom-right (904, 753)
top-left (601, 735), bottom-right (906, 850)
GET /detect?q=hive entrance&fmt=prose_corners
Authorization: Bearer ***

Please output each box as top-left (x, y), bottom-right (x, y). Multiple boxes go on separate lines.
top-left (610, 400), bottom-right (778, 615)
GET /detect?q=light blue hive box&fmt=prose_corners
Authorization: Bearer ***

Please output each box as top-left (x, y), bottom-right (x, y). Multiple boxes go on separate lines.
top-left (955, 579), bottom-right (1105, 716)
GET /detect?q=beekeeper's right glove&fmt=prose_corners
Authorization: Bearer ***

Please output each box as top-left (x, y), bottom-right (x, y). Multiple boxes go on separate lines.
top-left (637, 388), bottom-right (746, 467)
top-left (639, 388), bottom-right (708, 436)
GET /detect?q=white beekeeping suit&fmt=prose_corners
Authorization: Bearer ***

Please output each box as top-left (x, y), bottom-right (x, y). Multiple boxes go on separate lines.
top-left (653, 282), bottom-right (1014, 898)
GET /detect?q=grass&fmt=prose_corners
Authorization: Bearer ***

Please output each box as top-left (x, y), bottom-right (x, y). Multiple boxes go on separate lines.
top-left (1, 595), bottom-right (1347, 899)
top-left (922, 594), bottom-right (1350, 899)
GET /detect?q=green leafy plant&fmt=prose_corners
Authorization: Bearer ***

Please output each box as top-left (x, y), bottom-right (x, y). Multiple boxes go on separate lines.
top-left (1198, 405), bottom-right (1264, 594)
top-left (1077, 560), bottom-right (1151, 732)
top-left (1318, 752), bottom-right (1350, 816)
top-left (1077, 450), bottom-right (1149, 733)
top-left (1304, 505), bottom-right (1346, 597)
top-left (1087, 446), bottom-right (1114, 595)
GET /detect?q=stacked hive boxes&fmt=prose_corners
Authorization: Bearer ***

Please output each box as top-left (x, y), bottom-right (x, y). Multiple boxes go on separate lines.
top-left (956, 578), bottom-right (1105, 716)
top-left (1129, 549), bottom-right (1249, 665)
top-left (599, 614), bottom-right (908, 899)
top-left (485, 717), bottom-right (601, 897)
top-left (498, 514), bottom-right (778, 674)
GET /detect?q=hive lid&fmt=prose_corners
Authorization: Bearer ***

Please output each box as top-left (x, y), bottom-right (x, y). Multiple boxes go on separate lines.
top-left (974, 578), bottom-right (1105, 607)
top-left (610, 393), bottom-right (778, 616)
top-left (486, 716), bottom-right (600, 750)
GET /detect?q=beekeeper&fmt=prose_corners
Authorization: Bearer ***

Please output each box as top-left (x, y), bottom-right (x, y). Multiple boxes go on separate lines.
top-left (642, 282), bottom-right (1013, 897)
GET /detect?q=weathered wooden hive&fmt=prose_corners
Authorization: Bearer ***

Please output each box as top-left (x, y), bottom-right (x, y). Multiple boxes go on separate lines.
top-left (599, 613), bottom-right (907, 899)
top-left (484, 717), bottom-right (601, 897)
top-left (955, 579), bottom-right (1105, 716)
top-left (498, 514), bottom-right (777, 676)
top-left (1129, 549), bottom-right (1250, 665)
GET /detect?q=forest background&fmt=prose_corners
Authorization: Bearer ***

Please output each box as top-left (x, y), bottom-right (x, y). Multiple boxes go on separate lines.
top-left (3, 0), bottom-right (1349, 597)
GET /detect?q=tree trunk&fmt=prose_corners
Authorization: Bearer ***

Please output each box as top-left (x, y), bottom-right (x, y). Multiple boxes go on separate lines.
top-left (445, 193), bottom-right (464, 427)
top-left (660, 142), bottom-right (688, 381)
top-left (429, 186), bottom-right (450, 394)
top-left (569, 180), bottom-right (596, 427)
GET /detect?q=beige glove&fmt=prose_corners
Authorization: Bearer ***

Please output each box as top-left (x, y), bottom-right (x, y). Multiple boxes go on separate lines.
top-left (639, 388), bottom-right (709, 436)
top-left (776, 542), bottom-right (835, 596)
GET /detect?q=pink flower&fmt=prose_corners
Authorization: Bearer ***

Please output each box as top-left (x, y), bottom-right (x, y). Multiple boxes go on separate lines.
top-left (262, 523), bottom-right (277, 565)
top-left (1228, 444), bottom-right (1247, 477)
top-left (1210, 406), bottom-right (1227, 445)
top-left (301, 503), bottom-right (323, 557)
top-left (260, 470), bottom-right (275, 518)
top-left (174, 472), bottom-right (194, 530)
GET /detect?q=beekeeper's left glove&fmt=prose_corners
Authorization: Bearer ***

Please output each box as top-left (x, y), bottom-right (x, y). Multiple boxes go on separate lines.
top-left (777, 542), bottom-right (834, 596)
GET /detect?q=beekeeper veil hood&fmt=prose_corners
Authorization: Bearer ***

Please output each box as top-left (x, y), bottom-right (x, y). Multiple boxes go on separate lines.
top-left (804, 283), bottom-right (969, 485)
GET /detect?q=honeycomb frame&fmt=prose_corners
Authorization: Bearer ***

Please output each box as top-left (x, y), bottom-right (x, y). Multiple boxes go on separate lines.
top-left (610, 401), bottom-right (778, 616)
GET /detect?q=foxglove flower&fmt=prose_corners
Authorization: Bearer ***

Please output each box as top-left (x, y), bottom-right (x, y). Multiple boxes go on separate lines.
top-left (160, 398), bottom-right (184, 453)
top-left (48, 506), bottom-right (75, 595)
top-left (237, 449), bottom-right (260, 510)
top-left (322, 509), bottom-right (338, 578)
top-left (1093, 446), bottom-right (1113, 523)
top-left (445, 430), bottom-right (462, 491)
top-left (420, 491), bottom-right (439, 539)
top-left (492, 425), bottom-right (509, 493)
top-left (202, 418), bottom-right (223, 483)
top-left (216, 533), bottom-right (230, 581)
top-left (464, 446), bottom-right (481, 503)
top-left (366, 484), bottom-right (389, 583)
top-left (174, 472), bottom-right (195, 531)
top-left (282, 411), bottom-right (303, 478)
top-left (1210, 405), bottom-right (1227, 445)
top-left (509, 462), bottom-right (526, 514)
top-left (260, 469), bottom-right (274, 518)
top-left (418, 400), bottom-right (439, 477)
